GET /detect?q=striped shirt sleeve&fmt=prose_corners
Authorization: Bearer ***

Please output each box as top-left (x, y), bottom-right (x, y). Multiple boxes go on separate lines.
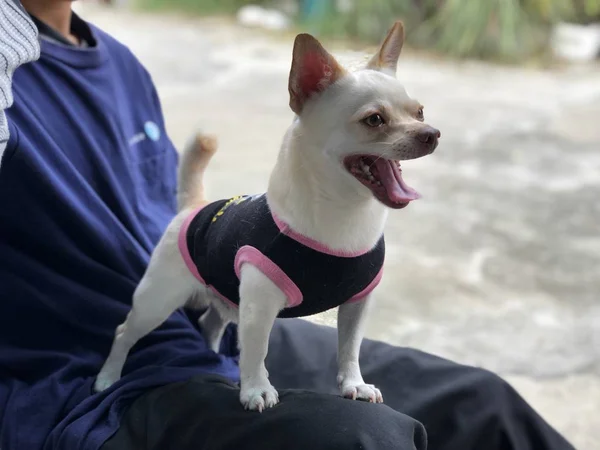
top-left (0, 0), bottom-right (40, 163)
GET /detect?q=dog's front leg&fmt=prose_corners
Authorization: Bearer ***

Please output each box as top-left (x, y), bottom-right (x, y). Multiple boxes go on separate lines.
top-left (337, 295), bottom-right (383, 403)
top-left (238, 264), bottom-right (286, 412)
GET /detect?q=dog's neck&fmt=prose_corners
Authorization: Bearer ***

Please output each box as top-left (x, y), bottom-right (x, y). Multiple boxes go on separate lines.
top-left (267, 124), bottom-right (388, 253)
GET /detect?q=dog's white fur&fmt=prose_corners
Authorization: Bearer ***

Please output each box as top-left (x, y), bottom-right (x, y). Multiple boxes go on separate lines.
top-left (95, 22), bottom-right (439, 412)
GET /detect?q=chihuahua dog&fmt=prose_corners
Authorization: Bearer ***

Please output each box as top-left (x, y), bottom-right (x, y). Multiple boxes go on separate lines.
top-left (95, 21), bottom-right (440, 412)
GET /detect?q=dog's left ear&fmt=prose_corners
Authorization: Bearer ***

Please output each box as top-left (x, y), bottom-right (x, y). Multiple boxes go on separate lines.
top-left (289, 34), bottom-right (346, 115)
top-left (367, 21), bottom-right (405, 74)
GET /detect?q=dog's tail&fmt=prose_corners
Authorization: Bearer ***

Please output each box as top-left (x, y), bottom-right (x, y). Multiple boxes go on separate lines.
top-left (177, 132), bottom-right (218, 212)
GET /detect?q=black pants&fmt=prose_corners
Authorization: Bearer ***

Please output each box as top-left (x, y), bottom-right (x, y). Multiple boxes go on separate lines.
top-left (103, 319), bottom-right (574, 450)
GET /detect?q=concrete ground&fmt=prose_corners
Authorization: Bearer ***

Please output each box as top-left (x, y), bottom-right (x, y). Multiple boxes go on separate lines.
top-left (76, 3), bottom-right (599, 447)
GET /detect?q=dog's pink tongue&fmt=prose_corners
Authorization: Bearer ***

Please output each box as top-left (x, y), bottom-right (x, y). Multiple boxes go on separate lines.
top-left (374, 159), bottom-right (421, 203)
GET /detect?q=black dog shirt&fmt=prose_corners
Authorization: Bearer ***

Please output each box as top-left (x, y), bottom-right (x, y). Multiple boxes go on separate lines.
top-left (178, 194), bottom-right (384, 318)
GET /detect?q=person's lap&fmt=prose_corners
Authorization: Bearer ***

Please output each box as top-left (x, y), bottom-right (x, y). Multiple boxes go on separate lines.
top-left (267, 319), bottom-right (574, 450)
top-left (102, 319), bottom-right (575, 450)
top-left (102, 373), bottom-right (426, 450)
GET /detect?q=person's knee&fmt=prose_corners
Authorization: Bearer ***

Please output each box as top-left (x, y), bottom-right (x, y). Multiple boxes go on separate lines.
top-left (460, 368), bottom-right (534, 440)
top-left (277, 393), bottom-right (427, 450)
top-left (468, 368), bottom-right (521, 411)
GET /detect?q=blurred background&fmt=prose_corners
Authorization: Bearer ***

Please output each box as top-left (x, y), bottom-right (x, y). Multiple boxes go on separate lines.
top-left (77, 0), bottom-right (598, 447)
top-left (106, 0), bottom-right (600, 62)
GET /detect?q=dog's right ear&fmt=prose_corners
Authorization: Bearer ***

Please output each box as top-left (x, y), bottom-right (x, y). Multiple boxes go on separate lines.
top-left (288, 34), bottom-right (346, 115)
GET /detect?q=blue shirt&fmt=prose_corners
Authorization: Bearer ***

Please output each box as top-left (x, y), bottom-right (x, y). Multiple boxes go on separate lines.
top-left (0, 20), bottom-right (239, 450)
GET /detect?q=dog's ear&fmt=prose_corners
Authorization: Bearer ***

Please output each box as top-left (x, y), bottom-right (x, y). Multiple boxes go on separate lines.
top-left (288, 34), bottom-right (346, 115)
top-left (367, 21), bottom-right (404, 74)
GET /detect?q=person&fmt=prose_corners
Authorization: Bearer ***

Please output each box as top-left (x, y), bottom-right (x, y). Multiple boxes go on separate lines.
top-left (0, 1), bottom-right (576, 449)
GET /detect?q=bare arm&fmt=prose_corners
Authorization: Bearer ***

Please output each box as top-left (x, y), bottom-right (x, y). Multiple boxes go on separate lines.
top-left (0, 0), bottom-right (40, 162)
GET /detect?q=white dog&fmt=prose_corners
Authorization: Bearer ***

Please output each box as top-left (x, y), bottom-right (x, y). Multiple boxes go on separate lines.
top-left (95, 21), bottom-right (440, 412)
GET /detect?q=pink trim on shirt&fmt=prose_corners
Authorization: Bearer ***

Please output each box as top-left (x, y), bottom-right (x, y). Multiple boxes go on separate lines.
top-left (271, 213), bottom-right (372, 258)
top-left (178, 206), bottom-right (238, 309)
top-left (234, 245), bottom-right (303, 308)
top-left (345, 267), bottom-right (383, 303)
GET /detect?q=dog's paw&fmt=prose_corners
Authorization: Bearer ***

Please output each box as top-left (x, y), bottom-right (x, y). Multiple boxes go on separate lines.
top-left (339, 378), bottom-right (383, 403)
top-left (240, 383), bottom-right (279, 412)
top-left (94, 372), bottom-right (118, 393)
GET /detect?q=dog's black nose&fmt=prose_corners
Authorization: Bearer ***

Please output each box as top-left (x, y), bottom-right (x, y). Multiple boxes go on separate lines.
top-left (416, 126), bottom-right (441, 152)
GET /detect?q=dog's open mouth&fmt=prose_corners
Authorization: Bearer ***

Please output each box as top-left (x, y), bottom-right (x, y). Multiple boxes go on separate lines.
top-left (344, 155), bottom-right (421, 209)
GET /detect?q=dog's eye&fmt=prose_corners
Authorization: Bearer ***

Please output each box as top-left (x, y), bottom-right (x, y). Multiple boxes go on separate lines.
top-left (417, 108), bottom-right (424, 121)
top-left (363, 114), bottom-right (385, 128)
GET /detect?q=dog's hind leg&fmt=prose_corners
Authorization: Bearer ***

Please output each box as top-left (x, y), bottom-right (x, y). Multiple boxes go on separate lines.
top-left (94, 271), bottom-right (194, 392)
top-left (94, 223), bottom-right (197, 392)
top-left (198, 304), bottom-right (229, 353)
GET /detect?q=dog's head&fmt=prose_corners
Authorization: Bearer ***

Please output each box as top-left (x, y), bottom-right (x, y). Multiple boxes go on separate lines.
top-left (288, 22), bottom-right (440, 209)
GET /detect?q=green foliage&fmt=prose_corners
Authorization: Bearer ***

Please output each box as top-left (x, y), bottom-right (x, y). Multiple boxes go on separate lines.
top-left (310, 0), bottom-right (425, 43)
top-left (136, 0), bottom-right (600, 61)
top-left (137, 0), bottom-right (270, 15)
top-left (321, 0), bottom-right (600, 61)
top-left (569, 0), bottom-right (600, 23)
top-left (414, 0), bottom-right (544, 61)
